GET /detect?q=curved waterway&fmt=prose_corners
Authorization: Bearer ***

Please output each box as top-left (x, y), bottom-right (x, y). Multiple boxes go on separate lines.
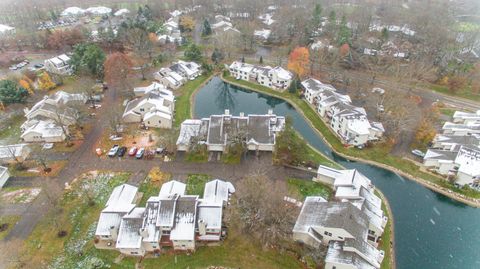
top-left (193, 77), bottom-right (480, 269)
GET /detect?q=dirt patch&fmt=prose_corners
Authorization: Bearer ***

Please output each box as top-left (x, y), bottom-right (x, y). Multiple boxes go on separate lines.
top-left (122, 130), bottom-right (158, 148)
top-left (1, 188), bottom-right (41, 203)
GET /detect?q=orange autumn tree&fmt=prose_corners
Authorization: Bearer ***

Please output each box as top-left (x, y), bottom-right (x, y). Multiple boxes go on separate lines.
top-left (38, 71), bottom-right (56, 91)
top-left (104, 52), bottom-right (133, 90)
top-left (287, 47), bottom-right (310, 78)
top-left (415, 119), bottom-right (436, 147)
top-left (19, 79), bottom-right (33, 95)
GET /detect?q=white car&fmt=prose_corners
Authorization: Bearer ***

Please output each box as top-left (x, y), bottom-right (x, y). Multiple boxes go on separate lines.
top-left (107, 145), bottom-right (119, 157)
top-left (411, 149), bottom-right (425, 158)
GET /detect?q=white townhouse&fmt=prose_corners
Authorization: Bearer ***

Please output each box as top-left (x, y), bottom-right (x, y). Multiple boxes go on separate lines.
top-left (453, 146), bottom-right (480, 187)
top-left (170, 61), bottom-right (201, 80)
top-left (229, 61), bottom-right (255, 81)
top-left (293, 198), bottom-right (385, 269)
top-left (301, 78), bottom-right (384, 147)
top-left (44, 54), bottom-right (73, 75)
top-left (423, 149), bottom-right (458, 175)
top-left (0, 144), bottom-right (31, 163)
top-left (95, 184), bottom-right (139, 249)
top-left (301, 78), bottom-right (337, 104)
top-left (316, 166), bottom-right (388, 244)
top-left (21, 119), bottom-right (66, 143)
top-left (229, 61), bottom-right (293, 91)
top-left (431, 134), bottom-right (480, 151)
top-left (330, 109), bottom-right (384, 147)
top-left (96, 179), bottom-right (235, 256)
top-left (0, 24), bottom-right (15, 36)
top-left (423, 146), bottom-right (480, 188)
top-left (123, 88), bottom-right (175, 129)
top-left (453, 110), bottom-right (480, 125)
top-left (133, 82), bottom-right (168, 97)
top-left (177, 110), bottom-right (285, 153)
top-left (0, 166), bottom-right (10, 189)
top-left (442, 122), bottom-right (480, 136)
top-left (154, 67), bottom-right (186, 90)
top-left (20, 93), bottom-right (84, 142)
top-left (60, 7), bottom-right (86, 17)
top-left (176, 119), bottom-right (206, 151)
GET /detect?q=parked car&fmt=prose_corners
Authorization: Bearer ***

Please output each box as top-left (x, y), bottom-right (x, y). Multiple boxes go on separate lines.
top-left (107, 145), bottom-right (119, 157)
top-left (34, 63), bottom-right (44, 68)
top-left (117, 146), bottom-right (127, 157)
top-left (128, 147), bottom-right (137, 156)
top-left (411, 149), bottom-right (425, 158)
top-left (155, 147), bottom-right (165, 154)
top-left (136, 148), bottom-right (145, 159)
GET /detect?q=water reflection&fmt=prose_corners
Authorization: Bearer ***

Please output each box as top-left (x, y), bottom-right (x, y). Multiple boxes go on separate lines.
top-left (193, 77), bottom-right (480, 269)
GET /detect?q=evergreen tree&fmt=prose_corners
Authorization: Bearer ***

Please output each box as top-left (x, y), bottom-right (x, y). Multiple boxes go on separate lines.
top-left (288, 78), bottom-right (298, 94)
top-left (381, 27), bottom-right (389, 42)
top-left (337, 16), bottom-right (352, 45)
top-left (241, 56), bottom-right (245, 63)
top-left (329, 10), bottom-right (336, 24)
top-left (70, 43), bottom-right (106, 77)
top-left (202, 19), bottom-right (212, 36)
top-left (211, 48), bottom-right (224, 64)
top-left (184, 43), bottom-right (203, 62)
top-left (312, 3), bottom-right (323, 28)
top-left (0, 80), bottom-right (28, 104)
top-left (259, 56), bottom-right (263, 64)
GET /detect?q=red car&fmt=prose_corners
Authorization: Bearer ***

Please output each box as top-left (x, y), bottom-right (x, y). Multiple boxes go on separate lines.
top-left (128, 147), bottom-right (138, 156)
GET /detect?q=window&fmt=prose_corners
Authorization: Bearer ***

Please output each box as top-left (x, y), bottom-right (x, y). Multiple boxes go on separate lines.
top-left (140, 108), bottom-right (145, 112)
top-left (131, 252), bottom-right (138, 255)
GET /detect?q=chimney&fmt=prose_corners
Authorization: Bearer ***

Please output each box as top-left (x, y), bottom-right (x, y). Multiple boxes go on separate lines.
top-left (109, 226), bottom-right (118, 239)
top-left (224, 109), bottom-right (230, 115)
top-left (268, 109), bottom-right (273, 115)
top-left (198, 219), bottom-right (207, 236)
top-left (239, 112), bottom-right (245, 117)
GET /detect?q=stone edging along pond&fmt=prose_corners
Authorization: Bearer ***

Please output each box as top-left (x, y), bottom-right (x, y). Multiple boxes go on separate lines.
top-left (219, 75), bottom-right (480, 208)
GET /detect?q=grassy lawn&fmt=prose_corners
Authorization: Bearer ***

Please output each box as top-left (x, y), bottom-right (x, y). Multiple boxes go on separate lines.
top-left (429, 84), bottom-right (480, 102)
top-left (0, 113), bottom-right (23, 144)
top-left (142, 222), bottom-right (303, 269)
top-left (186, 174), bottom-right (210, 196)
top-left (13, 170), bottom-right (304, 269)
top-left (184, 147), bottom-right (209, 163)
top-left (0, 215), bottom-right (20, 240)
top-left (18, 172), bottom-right (130, 269)
top-left (174, 75), bottom-right (210, 127)
top-left (224, 75), bottom-right (480, 199)
top-left (439, 107), bottom-right (456, 117)
top-left (137, 167), bottom-right (171, 206)
top-left (377, 191), bottom-right (393, 269)
top-left (287, 178), bottom-right (333, 201)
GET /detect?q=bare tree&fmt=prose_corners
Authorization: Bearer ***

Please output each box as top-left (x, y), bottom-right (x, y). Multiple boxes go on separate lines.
top-left (235, 172), bottom-right (299, 249)
top-left (106, 106), bottom-right (124, 137)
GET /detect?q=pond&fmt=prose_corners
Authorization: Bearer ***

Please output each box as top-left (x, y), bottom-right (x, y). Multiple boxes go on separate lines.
top-left (193, 77), bottom-right (480, 269)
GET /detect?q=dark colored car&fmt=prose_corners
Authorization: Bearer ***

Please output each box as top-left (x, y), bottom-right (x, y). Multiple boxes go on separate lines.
top-left (117, 146), bottom-right (127, 157)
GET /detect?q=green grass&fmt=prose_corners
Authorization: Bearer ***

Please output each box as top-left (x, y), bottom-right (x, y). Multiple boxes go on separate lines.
top-left (174, 75), bottom-right (210, 127)
top-left (0, 113), bottom-right (23, 144)
top-left (224, 75), bottom-right (480, 199)
top-left (142, 229), bottom-right (303, 269)
top-left (0, 215), bottom-right (20, 240)
top-left (429, 84), bottom-right (480, 102)
top-left (377, 191), bottom-right (393, 269)
top-left (186, 174), bottom-right (210, 196)
top-left (137, 180), bottom-right (161, 206)
top-left (287, 178), bottom-right (333, 200)
top-left (439, 108), bottom-right (456, 117)
top-left (19, 172), bottom-right (130, 269)
top-left (184, 147), bottom-right (209, 163)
